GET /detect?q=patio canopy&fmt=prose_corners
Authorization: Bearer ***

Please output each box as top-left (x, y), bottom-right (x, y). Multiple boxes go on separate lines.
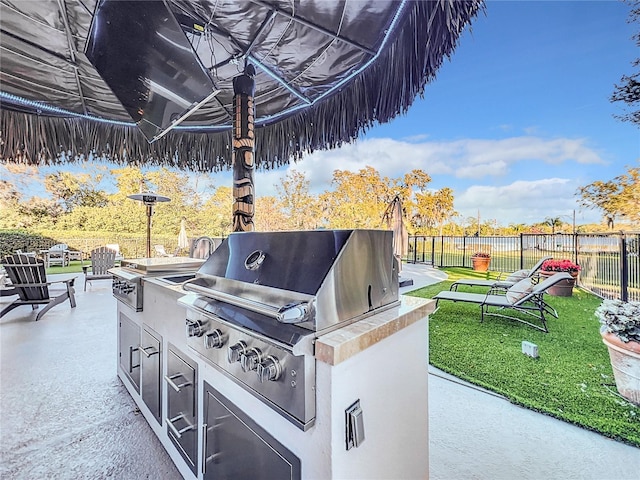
top-left (0, 0), bottom-right (483, 172)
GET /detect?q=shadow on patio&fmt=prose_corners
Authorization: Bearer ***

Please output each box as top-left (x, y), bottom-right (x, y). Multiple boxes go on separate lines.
top-left (1, 267), bottom-right (638, 479)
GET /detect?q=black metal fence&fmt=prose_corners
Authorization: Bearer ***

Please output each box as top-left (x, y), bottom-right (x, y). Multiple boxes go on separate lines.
top-left (406, 232), bottom-right (640, 302)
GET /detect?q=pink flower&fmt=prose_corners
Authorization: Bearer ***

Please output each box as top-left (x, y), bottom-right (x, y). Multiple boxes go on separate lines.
top-left (541, 259), bottom-right (580, 273)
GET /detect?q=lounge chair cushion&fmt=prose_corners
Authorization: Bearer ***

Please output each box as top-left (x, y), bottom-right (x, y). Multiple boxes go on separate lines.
top-left (505, 278), bottom-right (533, 304)
top-left (504, 269), bottom-right (530, 283)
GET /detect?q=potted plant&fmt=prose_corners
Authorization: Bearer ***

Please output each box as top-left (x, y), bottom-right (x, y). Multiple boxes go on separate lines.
top-left (539, 259), bottom-right (580, 296)
top-left (471, 252), bottom-right (491, 272)
top-left (596, 299), bottom-right (640, 405)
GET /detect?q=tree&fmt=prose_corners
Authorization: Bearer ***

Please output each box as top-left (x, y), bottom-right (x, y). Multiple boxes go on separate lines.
top-left (413, 187), bottom-right (457, 235)
top-left (508, 223), bottom-right (528, 234)
top-left (611, 0), bottom-right (640, 126)
top-left (543, 217), bottom-right (564, 234)
top-left (321, 167), bottom-right (432, 230)
top-left (145, 168), bottom-right (200, 234)
top-left (44, 171), bottom-right (108, 211)
top-left (0, 180), bottom-right (26, 229)
top-left (321, 167), bottom-right (394, 229)
top-left (254, 196), bottom-right (288, 231)
top-left (198, 186), bottom-right (233, 236)
top-left (275, 170), bottom-right (320, 230)
top-left (578, 165), bottom-right (640, 226)
top-left (18, 196), bottom-right (63, 229)
top-left (93, 167), bottom-right (147, 234)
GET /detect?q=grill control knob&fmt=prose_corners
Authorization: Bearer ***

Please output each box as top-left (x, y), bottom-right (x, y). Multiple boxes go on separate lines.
top-left (204, 329), bottom-right (225, 349)
top-left (257, 356), bottom-right (282, 383)
top-left (227, 341), bottom-right (247, 363)
top-left (240, 347), bottom-right (262, 372)
top-left (186, 319), bottom-right (205, 337)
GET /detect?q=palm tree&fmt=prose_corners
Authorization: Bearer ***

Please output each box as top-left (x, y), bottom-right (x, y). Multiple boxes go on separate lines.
top-left (509, 223), bottom-right (527, 234)
top-left (544, 217), bottom-right (564, 234)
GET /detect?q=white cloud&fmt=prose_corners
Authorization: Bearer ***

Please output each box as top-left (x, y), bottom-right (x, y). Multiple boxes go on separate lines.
top-left (455, 178), bottom-right (600, 225)
top-left (282, 135), bottom-right (605, 186)
top-left (249, 135), bottom-right (607, 225)
top-left (401, 133), bottom-right (430, 142)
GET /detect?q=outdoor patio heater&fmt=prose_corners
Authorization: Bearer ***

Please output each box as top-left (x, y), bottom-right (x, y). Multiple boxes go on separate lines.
top-left (127, 192), bottom-right (171, 258)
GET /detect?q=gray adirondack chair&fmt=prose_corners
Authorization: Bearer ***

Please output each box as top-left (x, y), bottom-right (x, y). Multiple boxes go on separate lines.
top-left (82, 246), bottom-right (117, 291)
top-left (1, 254), bottom-right (77, 321)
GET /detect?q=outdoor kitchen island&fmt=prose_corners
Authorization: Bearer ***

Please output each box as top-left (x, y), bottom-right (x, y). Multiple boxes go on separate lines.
top-left (114, 230), bottom-right (434, 480)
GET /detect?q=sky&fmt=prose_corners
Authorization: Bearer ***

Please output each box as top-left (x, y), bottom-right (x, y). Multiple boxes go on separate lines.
top-left (4, 0), bottom-right (639, 227)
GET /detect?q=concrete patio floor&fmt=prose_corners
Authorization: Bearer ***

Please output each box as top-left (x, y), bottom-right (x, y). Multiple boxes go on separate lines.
top-left (1, 266), bottom-right (638, 479)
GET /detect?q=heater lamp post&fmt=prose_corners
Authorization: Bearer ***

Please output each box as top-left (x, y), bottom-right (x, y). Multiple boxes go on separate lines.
top-left (127, 192), bottom-right (171, 258)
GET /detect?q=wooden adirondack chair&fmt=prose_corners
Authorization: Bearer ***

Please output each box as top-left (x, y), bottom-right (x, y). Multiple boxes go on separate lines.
top-left (45, 243), bottom-right (69, 267)
top-left (82, 246), bottom-right (117, 291)
top-left (1, 254), bottom-right (77, 321)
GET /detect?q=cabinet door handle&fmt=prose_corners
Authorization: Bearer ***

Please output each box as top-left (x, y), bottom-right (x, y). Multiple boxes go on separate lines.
top-left (167, 413), bottom-right (194, 439)
top-left (201, 423), bottom-right (208, 474)
top-left (164, 373), bottom-right (192, 392)
top-left (138, 345), bottom-right (158, 358)
top-left (129, 346), bottom-right (140, 372)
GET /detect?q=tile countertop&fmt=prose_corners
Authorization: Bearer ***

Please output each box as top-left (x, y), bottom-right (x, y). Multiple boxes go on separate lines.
top-left (315, 295), bottom-right (435, 366)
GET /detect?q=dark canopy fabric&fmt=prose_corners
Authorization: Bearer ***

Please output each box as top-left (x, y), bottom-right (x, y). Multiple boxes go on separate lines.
top-left (0, 0), bottom-right (483, 172)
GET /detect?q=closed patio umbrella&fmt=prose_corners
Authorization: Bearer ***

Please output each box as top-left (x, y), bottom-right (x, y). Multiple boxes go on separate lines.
top-left (383, 195), bottom-right (409, 274)
top-left (178, 218), bottom-right (189, 252)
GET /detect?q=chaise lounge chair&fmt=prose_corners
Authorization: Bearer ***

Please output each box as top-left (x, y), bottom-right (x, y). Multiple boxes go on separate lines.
top-left (433, 272), bottom-right (573, 332)
top-left (1, 254), bottom-right (77, 321)
top-left (449, 256), bottom-right (553, 292)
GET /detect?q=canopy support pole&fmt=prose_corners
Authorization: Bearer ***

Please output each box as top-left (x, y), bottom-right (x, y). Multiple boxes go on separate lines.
top-left (232, 65), bottom-right (256, 232)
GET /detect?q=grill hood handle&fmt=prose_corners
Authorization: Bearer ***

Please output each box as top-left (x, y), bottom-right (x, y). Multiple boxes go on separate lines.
top-left (183, 281), bottom-right (311, 324)
top-left (277, 302), bottom-right (311, 324)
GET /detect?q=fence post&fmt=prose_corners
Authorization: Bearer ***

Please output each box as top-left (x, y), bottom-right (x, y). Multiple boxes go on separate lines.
top-left (430, 236), bottom-right (435, 265)
top-left (462, 235), bottom-right (467, 268)
top-left (440, 236), bottom-right (444, 267)
top-left (412, 236), bottom-right (417, 264)
top-left (620, 233), bottom-right (629, 302)
top-left (519, 234), bottom-right (524, 269)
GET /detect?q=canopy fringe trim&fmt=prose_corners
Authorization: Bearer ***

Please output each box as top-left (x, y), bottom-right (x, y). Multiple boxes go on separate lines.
top-left (0, 0), bottom-right (484, 172)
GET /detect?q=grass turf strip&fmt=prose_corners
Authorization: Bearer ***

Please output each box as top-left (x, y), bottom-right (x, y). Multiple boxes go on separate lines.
top-left (408, 267), bottom-right (640, 448)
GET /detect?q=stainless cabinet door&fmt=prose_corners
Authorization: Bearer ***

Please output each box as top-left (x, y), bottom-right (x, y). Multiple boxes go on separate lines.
top-left (166, 345), bottom-right (198, 475)
top-left (140, 326), bottom-right (162, 424)
top-left (118, 313), bottom-right (140, 392)
top-left (203, 382), bottom-right (301, 480)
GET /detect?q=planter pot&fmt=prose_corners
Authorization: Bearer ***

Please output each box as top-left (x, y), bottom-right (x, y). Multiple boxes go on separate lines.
top-left (601, 331), bottom-right (640, 406)
top-left (539, 270), bottom-right (578, 296)
top-left (471, 256), bottom-right (491, 272)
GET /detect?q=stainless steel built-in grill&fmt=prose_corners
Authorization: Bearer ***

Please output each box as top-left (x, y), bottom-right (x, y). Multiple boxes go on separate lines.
top-left (178, 229), bottom-right (399, 430)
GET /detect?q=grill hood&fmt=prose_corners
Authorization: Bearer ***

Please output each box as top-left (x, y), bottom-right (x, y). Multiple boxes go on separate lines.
top-left (182, 230), bottom-right (399, 332)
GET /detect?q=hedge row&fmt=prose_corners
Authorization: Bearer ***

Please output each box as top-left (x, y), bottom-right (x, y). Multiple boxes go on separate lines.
top-left (0, 230), bottom-right (58, 258)
top-left (0, 229), bottom-right (198, 259)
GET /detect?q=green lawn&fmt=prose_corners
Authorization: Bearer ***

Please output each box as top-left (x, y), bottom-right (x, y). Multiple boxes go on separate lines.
top-left (45, 261), bottom-right (88, 276)
top-left (409, 267), bottom-right (640, 448)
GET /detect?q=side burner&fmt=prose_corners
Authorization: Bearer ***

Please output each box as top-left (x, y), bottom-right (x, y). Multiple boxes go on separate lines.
top-left (110, 257), bottom-right (205, 311)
